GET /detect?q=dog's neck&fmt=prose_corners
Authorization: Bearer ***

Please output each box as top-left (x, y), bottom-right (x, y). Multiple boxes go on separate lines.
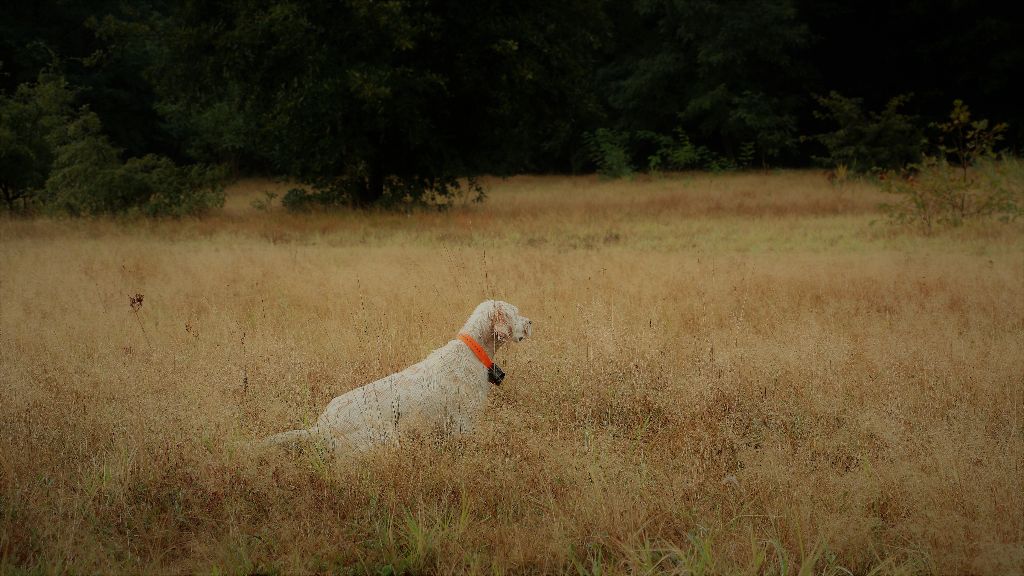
top-left (459, 308), bottom-right (503, 358)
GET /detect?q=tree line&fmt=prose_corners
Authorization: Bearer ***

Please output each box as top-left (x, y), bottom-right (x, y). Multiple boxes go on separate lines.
top-left (1, 0), bottom-right (1021, 213)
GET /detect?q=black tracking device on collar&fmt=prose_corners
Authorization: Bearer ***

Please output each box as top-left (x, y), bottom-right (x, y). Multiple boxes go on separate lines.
top-left (488, 364), bottom-right (505, 385)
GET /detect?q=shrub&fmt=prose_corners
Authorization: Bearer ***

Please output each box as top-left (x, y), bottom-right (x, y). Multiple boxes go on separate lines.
top-left (250, 190), bottom-right (278, 211)
top-left (121, 156), bottom-right (227, 217)
top-left (883, 157), bottom-right (1019, 231)
top-left (934, 99), bottom-right (1008, 182)
top-left (281, 175), bottom-right (483, 213)
top-left (589, 128), bottom-right (756, 177)
top-left (640, 129), bottom-right (709, 172)
top-left (883, 102), bottom-right (1019, 231)
top-left (729, 91), bottom-right (798, 168)
top-left (281, 187), bottom-right (318, 212)
top-left (585, 129), bottom-right (633, 179)
top-left (737, 141), bottom-right (757, 169)
top-left (43, 111), bottom-right (226, 217)
top-left (812, 92), bottom-right (924, 173)
top-left (41, 111), bottom-right (128, 215)
top-left (2, 72), bottom-right (226, 217)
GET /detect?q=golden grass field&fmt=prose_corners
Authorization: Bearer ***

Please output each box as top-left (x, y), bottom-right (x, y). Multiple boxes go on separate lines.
top-left (1, 172), bottom-right (1022, 574)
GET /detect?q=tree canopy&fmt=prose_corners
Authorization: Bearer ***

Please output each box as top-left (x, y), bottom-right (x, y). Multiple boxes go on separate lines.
top-left (1, 0), bottom-right (1021, 210)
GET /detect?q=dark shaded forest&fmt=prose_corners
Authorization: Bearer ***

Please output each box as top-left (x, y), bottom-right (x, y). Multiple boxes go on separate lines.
top-left (2, 0), bottom-right (1021, 211)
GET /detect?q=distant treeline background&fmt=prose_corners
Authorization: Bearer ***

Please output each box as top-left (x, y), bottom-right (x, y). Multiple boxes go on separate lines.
top-left (1, 0), bottom-right (1022, 211)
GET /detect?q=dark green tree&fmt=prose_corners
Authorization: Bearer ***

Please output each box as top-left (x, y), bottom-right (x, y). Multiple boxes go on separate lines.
top-left (0, 72), bottom-right (73, 210)
top-left (0, 70), bottom-right (224, 216)
top-left (0, 1), bottom-right (175, 159)
top-left (40, 102), bottom-right (225, 217)
top-left (797, 1), bottom-right (1024, 148)
top-left (599, 0), bottom-right (807, 166)
top-left (4, 0), bottom-right (1024, 189)
top-left (141, 0), bottom-right (606, 206)
top-left (811, 92), bottom-right (924, 172)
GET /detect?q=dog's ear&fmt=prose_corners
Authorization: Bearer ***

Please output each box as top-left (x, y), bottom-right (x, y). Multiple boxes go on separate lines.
top-left (491, 305), bottom-right (513, 343)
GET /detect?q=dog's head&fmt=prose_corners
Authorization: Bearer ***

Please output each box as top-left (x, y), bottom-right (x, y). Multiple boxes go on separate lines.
top-left (485, 300), bottom-right (532, 344)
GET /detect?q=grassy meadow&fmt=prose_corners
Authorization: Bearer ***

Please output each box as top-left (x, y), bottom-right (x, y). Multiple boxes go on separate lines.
top-left (1, 171), bottom-right (1022, 574)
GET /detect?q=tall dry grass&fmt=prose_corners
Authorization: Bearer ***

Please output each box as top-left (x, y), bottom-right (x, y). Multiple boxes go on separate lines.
top-left (1, 171), bottom-right (1022, 574)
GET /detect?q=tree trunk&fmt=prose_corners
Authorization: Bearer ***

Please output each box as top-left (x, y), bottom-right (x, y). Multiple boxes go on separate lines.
top-left (356, 158), bottom-right (385, 207)
top-left (1, 184), bottom-right (15, 211)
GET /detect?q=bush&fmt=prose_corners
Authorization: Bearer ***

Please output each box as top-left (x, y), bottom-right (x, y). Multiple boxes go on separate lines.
top-left (280, 186), bottom-right (315, 211)
top-left (729, 91), bottom-right (798, 168)
top-left (883, 157), bottom-right (1021, 231)
top-left (281, 175), bottom-right (483, 213)
top-left (0, 71), bottom-right (226, 215)
top-left (883, 102), bottom-right (1019, 231)
top-left (639, 129), bottom-right (709, 172)
top-left (639, 129), bottom-right (747, 173)
top-left (41, 111), bottom-right (129, 215)
top-left (42, 111), bottom-right (226, 217)
top-left (585, 129), bottom-right (633, 178)
top-left (2, 72), bottom-right (226, 217)
top-left (587, 127), bottom-right (766, 177)
top-left (934, 100), bottom-right (1008, 181)
top-left (812, 92), bottom-right (925, 173)
top-left (121, 156), bottom-right (227, 217)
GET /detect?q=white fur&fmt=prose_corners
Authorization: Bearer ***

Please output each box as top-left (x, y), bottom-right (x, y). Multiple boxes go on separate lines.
top-left (261, 300), bottom-right (532, 453)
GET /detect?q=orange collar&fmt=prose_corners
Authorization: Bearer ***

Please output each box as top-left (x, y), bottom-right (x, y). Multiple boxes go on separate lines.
top-left (457, 333), bottom-right (493, 369)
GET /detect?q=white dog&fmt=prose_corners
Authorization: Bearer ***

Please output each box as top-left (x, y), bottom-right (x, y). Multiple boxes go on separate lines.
top-left (261, 300), bottom-right (532, 453)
